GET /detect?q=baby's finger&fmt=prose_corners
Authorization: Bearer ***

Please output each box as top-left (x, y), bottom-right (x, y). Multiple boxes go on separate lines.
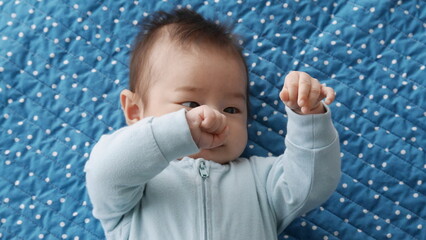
top-left (210, 114), bottom-right (223, 133)
top-left (281, 87), bottom-right (299, 110)
top-left (285, 72), bottom-right (299, 105)
top-left (209, 126), bottom-right (229, 149)
top-left (279, 87), bottom-right (289, 103)
top-left (203, 109), bottom-right (227, 134)
top-left (200, 107), bottom-right (217, 132)
top-left (322, 86), bottom-right (336, 105)
top-left (307, 80), bottom-right (322, 111)
top-left (214, 112), bottom-right (227, 135)
top-left (297, 73), bottom-right (312, 107)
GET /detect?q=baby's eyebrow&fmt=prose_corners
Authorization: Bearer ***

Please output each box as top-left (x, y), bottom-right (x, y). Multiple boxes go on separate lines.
top-left (230, 92), bottom-right (247, 101)
top-left (175, 86), bottom-right (205, 93)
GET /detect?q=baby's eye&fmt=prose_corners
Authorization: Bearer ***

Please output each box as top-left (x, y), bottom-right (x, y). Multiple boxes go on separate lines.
top-left (181, 101), bottom-right (200, 108)
top-left (223, 107), bottom-right (240, 114)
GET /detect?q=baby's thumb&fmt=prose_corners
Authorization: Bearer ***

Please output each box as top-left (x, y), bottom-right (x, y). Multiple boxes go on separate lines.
top-left (280, 88), bottom-right (289, 103)
top-left (203, 126), bottom-right (229, 149)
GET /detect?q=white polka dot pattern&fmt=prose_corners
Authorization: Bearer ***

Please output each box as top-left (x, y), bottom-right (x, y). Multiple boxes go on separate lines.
top-left (0, 0), bottom-right (424, 239)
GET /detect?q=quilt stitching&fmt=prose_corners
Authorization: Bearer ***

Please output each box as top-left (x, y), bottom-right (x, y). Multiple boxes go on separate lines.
top-left (0, 175), bottom-right (101, 239)
top-left (245, 40), bottom-right (426, 159)
top-left (0, 56), bottom-right (105, 143)
top-left (339, 147), bottom-right (425, 220)
top-left (0, 10), bottom-right (127, 111)
top-left (21, 0), bottom-right (131, 69)
top-left (240, 1), bottom-right (426, 113)
top-left (1, 1), bottom-right (424, 239)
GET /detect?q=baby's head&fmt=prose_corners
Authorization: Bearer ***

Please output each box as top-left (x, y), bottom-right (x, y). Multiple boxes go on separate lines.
top-left (120, 9), bottom-right (249, 163)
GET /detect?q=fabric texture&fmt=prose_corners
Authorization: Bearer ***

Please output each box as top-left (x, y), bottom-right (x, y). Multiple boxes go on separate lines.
top-left (0, 1), bottom-right (425, 239)
top-left (84, 108), bottom-right (340, 240)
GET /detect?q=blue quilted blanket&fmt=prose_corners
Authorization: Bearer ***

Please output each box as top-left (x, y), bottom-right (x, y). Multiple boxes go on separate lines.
top-left (1, 0), bottom-right (425, 239)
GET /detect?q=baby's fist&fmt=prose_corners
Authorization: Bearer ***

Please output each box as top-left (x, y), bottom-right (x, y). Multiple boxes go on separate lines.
top-left (280, 71), bottom-right (335, 114)
top-left (186, 105), bottom-right (229, 150)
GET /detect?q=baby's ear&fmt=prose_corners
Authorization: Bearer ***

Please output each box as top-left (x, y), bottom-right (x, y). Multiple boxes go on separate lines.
top-left (120, 89), bottom-right (143, 125)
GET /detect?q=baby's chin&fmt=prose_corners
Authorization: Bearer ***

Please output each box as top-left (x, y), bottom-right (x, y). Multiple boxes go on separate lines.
top-left (187, 147), bottom-right (237, 165)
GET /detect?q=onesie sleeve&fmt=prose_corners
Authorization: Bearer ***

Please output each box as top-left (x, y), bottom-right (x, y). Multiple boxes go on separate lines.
top-left (84, 109), bottom-right (199, 234)
top-left (266, 104), bottom-right (341, 233)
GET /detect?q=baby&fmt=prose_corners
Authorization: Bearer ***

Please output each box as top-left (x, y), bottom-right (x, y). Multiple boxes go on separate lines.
top-left (85, 9), bottom-right (341, 240)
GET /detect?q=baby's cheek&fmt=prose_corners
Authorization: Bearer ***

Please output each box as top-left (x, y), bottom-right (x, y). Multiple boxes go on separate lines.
top-left (230, 124), bottom-right (248, 154)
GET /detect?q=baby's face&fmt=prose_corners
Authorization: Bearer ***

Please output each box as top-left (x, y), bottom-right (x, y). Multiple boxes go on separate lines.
top-left (139, 38), bottom-right (248, 163)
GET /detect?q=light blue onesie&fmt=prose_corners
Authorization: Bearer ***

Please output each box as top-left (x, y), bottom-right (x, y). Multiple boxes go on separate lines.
top-left (84, 105), bottom-right (341, 240)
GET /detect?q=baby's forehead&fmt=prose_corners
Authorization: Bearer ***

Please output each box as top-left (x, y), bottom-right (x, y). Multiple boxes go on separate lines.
top-left (146, 36), bottom-right (244, 74)
top-left (132, 26), bottom-right (248, 101)
top-left (147, 38), bottom-right (244, 82)
top-left (152, 32), bottom-right (239, 58)
top-left (151, 26), bottom-right (238, 57)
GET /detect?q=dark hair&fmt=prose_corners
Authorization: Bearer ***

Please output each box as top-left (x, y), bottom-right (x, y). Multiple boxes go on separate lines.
top-left (129, 8), bottom-right (249, 112)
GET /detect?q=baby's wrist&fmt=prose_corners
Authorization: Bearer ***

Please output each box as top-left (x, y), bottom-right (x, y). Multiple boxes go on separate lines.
top-left (308, 103), bottom-right (327, 114)
top-left (293, 102), bottom-right (326, 115)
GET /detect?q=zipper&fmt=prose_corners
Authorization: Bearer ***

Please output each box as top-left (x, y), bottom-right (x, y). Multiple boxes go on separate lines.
top-left (199, 160), bottom-right (209, 240)
top-left (199, 160), bottom-right (209, 178)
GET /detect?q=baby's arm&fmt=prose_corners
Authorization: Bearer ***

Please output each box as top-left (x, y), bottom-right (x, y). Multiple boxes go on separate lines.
top-left (84, 106), bottom-right (227, 235)
top-left (265, 71), bottom-right (341, 232)
top-left (84, 109), bottom-right (199, 234)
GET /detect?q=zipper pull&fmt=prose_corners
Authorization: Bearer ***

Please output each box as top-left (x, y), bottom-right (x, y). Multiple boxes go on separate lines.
top-left (199, 161), bottom-right (209, 179)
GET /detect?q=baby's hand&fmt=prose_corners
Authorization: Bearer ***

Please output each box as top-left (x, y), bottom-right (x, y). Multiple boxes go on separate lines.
top-left (186, 105), bottom-right (229, 149)
top-left (280, 71), bottom-right (335, 114)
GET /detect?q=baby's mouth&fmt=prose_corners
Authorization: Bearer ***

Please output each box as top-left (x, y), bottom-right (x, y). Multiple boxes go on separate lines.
top-left (214, 144), bottom-right (225, 149)
top-left (202, 145), bottom-right (225, 152)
